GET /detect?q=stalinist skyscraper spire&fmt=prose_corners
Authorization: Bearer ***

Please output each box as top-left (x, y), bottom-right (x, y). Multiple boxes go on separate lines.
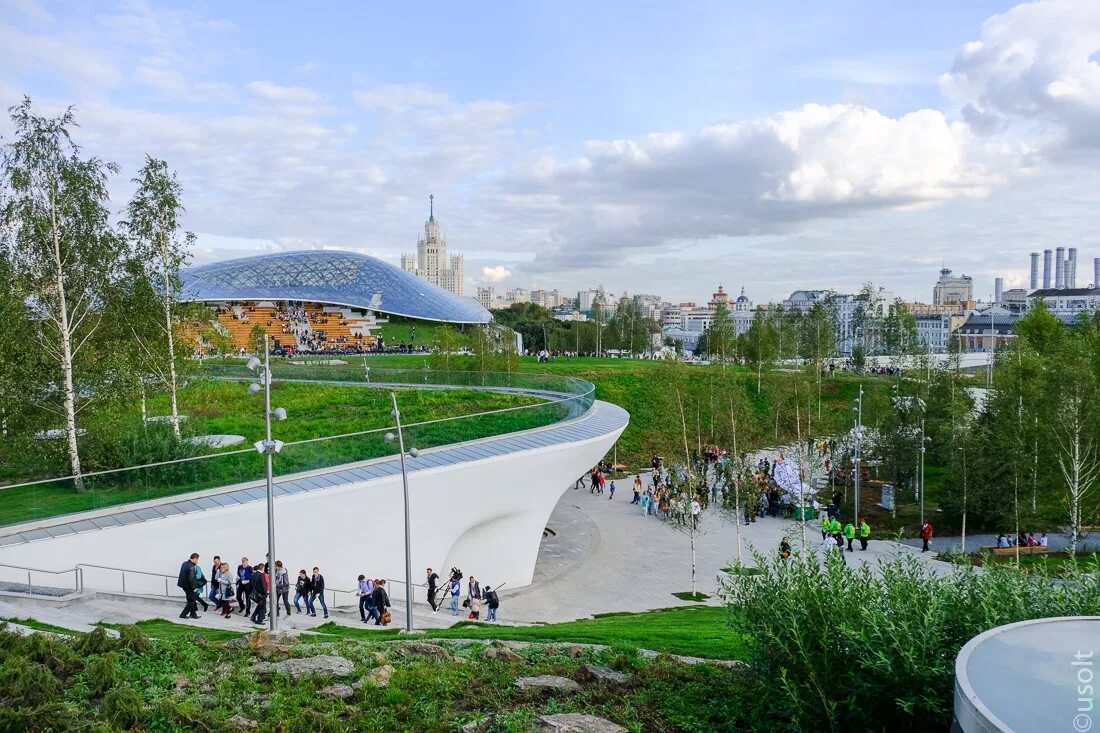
top-left (400, 195), bottom-right (465, 296)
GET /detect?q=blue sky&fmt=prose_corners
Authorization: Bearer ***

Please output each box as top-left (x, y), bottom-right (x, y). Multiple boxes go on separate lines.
top-left (3, 0), bottom-right (1099, 301)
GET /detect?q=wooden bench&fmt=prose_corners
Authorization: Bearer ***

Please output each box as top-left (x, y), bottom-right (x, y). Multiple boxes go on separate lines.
top-left (981, 545), bottom-right (1048, 556)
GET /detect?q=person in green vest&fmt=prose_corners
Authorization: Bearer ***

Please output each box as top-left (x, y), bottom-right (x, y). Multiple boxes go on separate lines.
top-left (843, 521), bottom-right (856, 552)
top-left (830, 516), bottom-right (844, 548)
top-left (858, 518), bottom-right (871, 551)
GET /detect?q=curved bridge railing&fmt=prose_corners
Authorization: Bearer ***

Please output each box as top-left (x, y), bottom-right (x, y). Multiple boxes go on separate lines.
top-left (0, 367), bottom-right (595, 529)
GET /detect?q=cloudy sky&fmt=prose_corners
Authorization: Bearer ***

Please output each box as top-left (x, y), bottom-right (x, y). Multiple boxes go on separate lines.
top-left (2, 0), bottom-right (1099, 303)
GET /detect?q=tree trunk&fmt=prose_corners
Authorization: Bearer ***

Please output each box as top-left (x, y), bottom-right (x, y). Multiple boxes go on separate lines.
top-left (51, 194), bottom-right (84, 492)
top-left (690, 530), bottom-right (697, 597)
top-left (161, 247), bottom-right (181, 439)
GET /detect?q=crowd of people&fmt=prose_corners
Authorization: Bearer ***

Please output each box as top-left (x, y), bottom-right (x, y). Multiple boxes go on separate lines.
top-left (176, 553), bottom-right (501, 627)
top-left (996, 531), bottom-right (1047, 549)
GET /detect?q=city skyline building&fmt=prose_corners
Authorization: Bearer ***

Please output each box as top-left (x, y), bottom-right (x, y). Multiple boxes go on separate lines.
top-left (401, 195), bottom-right (465, 297)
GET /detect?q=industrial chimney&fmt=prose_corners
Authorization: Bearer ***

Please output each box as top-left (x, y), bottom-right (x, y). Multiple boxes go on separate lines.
top-left (1029, 252), bottom-right (1039, 289)
top-left (1069, 247), bottom-right (1078, 288)
top-left (1043, 249), bottom-right (1053, 288)
top-left (1056, 246), bottom-right (1065, 288)
top-left (994, 278), bottom-right (1004, 304)
top-left (1095, 258), bottom-right (1099, 289)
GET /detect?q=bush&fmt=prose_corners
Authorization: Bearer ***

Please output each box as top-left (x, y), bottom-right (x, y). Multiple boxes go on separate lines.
top-left (100, 686), bottom-right (144, 729)
top-left (722, 550), bottom-right (1100, 732)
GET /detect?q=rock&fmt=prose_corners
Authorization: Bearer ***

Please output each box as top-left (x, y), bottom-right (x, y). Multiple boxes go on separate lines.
top-left (568, 645), bottom-right (586, 658)
top-left (577, 664), bottom-right (631, 685)
top-left (460, 716), bottom-right (492, 732)
top-left (227, 715), bottom-right (258, 730)
top-left (396, 641), bottom-right (454, 660)
top-left (370, 651), bottom-right (387, 664)
top-left (225, 636), bottom-right (250, 650)
top-left (191, 635), bottom-right (208, 646)
top-left (481, 646), bottom-right (524, 662)
top-left (251, 654), bottom-right (355, 679)
top-left (320, 683), bottom-right (355, 700)
top-left (514, 675), bottom-right (581, 693)
top-left (172, 674), bottom-right (191, 692)
top-left (360, 664), bottom-right (394, 689)
top-left (536, 713), bottom-right (627, 732)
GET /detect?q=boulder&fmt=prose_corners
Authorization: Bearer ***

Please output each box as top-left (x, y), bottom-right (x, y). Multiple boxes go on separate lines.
top-left (353, 664), bottom-right (395, 689)
top-left (320, 683), bottom-right (355, 700)
top-left (171, 674), bottom-right (191, 692)
top-left (370, 651), bottom-right (387, 664)
top-left (536, 714), bottom-right (627, 732)
top-left (459, 716), bottom-right (492, 732)
top-left (251, 654), bottom-right (355, 679)
top-left (481, 646), bottom-right (524, 662)
top-left (577, 664), bottom-right (631, 685)
top-left (227, 715), bottom-right (258, 730)
top-left (514, 675), bottom-right (581, 693)
top-left (396, 641), bottom-right (454, 660)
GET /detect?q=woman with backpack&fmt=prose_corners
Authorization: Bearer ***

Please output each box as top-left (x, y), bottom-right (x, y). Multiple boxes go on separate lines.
top-left (371, 579), bottom-right (391, 626)
top-left (215, 562), bottom-right (234, 618)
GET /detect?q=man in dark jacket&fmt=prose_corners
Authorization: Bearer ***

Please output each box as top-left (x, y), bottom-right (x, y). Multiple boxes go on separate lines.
top-left (177, 552), bottom-right (201, 619)
top-left (236, 557), bottom-right (252, 615)
top-left (250, 563), bottom-right (269, 626)
top-left (371, 579), bottom-right (390, 625)
top-left (426, 568), bottom-right (439, 612)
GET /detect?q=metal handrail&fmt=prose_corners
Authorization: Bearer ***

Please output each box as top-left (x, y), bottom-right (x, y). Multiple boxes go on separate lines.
top-left (0, 561), bottom-right (82, 595)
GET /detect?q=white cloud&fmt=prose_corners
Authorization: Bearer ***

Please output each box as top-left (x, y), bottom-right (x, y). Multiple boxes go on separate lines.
top-left (247, 80), bottom-right (323, 106)
top-left (940, 0), bottom-right (1100, 149)
top-left (481, 265), bottom-right (512, 282)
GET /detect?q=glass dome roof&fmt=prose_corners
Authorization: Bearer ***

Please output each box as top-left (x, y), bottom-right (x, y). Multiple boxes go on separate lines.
top-left (180, 250), bottom-right (491, 324)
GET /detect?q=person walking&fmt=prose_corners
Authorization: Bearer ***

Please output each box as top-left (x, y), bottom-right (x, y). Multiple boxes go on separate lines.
top-left (371, 579), bottom-right (390, 625)
top-left (470, 594), bottom-right (482, 620)
top-left (309, 567), bottom-right (328, 618)
top-left (426, 568), bottom-right (440, 612)
top-left (843, 521), bottom-right (856, 552)
top-left (208, 555), bottom-right (222, 608)
top-left (293, 570), bottom-right (313, 614)
top-left (273, 561), bottom-right (291, 617)
top-left (919, 521), bottom-right (934, 553)
top-left (632, 476), bottom-right (642, 504)
top-left (859, 518), bottom-right (871, 551)
top-left (249, 563), bottom-right (269, 626)
top-left (449, 575), bottom-right (461, 616)
top-left (640, 490), bottom-right (651, 516)
top-left (484, 585), bottom-right (499, 621)
top-left (779, 536), bottom-right (792, 559)
top-left (215, 562), bottom-right (234, 617)
top-left (608, 480), bottom-right (616, 500)
top-left (235, 557), bottom-right (252, 616)
top-left (819, 510), bottom-right (830, 541)
top-left (177, 552), bottom-right (201, 619)
top-left (357, 575), bottom-right (374, 623)
top-left (467, 576), bottom-right (481, 607)
top-left (193, 561), bottom-right (210, 612)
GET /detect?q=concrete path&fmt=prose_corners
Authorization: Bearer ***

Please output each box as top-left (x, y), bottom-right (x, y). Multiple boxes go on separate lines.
top-left (898, 531), bottom-right (1100, 555)
top-left (494, 473), bottom-right (955, 624)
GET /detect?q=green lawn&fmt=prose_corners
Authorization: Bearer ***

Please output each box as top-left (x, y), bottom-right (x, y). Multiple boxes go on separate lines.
top-left (0, 380), bottom-right (550, 526)
top-left (98, 619), bottom-right (245, 643)
top-left (310, 605), bottom-right (746, 660)
top-left (1, 617), bottom-right (83, 635)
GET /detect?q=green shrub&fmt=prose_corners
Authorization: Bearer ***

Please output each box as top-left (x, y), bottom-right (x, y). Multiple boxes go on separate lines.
top-left (100, 686), bottom-right (144, 729)
top-left (83, 651), bottom-right (120, 696)
top-left (722, 550), bottom-right (1100, 732)
top-left (75, 628), bottom-right (117, 657)
top-left (0, 657), bottom-right (62, 707)
top-left (116, 625), bottom-right (151, 654)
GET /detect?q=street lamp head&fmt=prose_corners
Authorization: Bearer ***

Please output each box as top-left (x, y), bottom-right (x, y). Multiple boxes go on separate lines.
top-left (385, 432), bottom-right (396, 443)
top-left (391, 408), bottom-right (399, 419)
top-left (245, 356), bottom-right (262, 371)
top-left (247, 383), bottom-right (262, 396)
top-left (408, 447), bottom-right (419, 459)
top-left (271, 407), bottom-right (287, 421)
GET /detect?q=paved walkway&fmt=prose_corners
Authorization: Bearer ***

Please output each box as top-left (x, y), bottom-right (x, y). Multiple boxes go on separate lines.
top-left (898, 531), bottom-right (1100, 555)
top-left (495, 473), bottom-right (955, 624)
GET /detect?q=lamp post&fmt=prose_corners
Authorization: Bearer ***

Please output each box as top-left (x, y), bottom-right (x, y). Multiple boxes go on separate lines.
top-left (246, 334), bottom-right (287, 633)
top-left (852, 385), bottom-right (864, 525)
top-left (385, 393), bottom-right (418, 634)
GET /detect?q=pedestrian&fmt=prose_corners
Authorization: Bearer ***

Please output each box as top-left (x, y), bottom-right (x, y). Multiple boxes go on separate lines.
top-left (215, 562), bottom-right (234, 617)
top-left (632, 476), bottom-right (642, 504)
top-left (293, 569), bottom-right (312, 614)
top-left (819, 510), bottom-right (830, 541)
top-left (859, 518), bottom-right (871, 551)
top-left (843, 521), bottom-right (856, 552)
top-left (273, 561), bottom-right (291, 617)
top-left (470, 594), bottom-right (482, 620)
top-left (177, 552), bottom-right (202, 619)
top-left (193, 560), bottom-right (210, 612)
top-left (823, 536), bottom-right (847, 566)
top-left (779, 536), bottom-right (792, 559)
top-left (426, 567), bottom-right (440, 612)
top-left (608, 481), bottom-right (616, 500)
top-left (920, 521), bottom-right (934, 553)
top-left (208, 555), bottom-right (222, 607)
top-left (310, 566), bottom-right (329, 619)
top-left (372, 579), bottom-right (390, 625)
top-left (1038, 532), bottom-right (1048, 547)
top-left (484, 585), bottom-right (499, 621)
top-left (467, 575), bottom-right (481, 606)
top-left (640, 490), bottom-right (651, 515)
top-left (249, 563), bottom-right (269, 626)
top-left (357, 574), bottom-right (374, 623)
top-left (235, 556), bottom-right (252, 616)
top-left (449, 574), bottom-right (461, 616)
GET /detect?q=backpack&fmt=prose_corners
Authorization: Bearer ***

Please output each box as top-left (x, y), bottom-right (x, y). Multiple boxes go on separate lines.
top-left (487, 591), bottom-right (499, 609)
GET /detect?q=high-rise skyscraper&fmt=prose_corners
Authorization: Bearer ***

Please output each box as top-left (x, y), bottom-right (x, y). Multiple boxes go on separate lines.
top-left (400, 195), bottom-right (465, 296)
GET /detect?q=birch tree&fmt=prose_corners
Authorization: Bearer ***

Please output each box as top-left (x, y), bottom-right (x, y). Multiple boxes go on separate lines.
top-left (121, 157), bottom-right (193, 438)
top-left (1054, 363), bottom-right (1100, 555)
top-left (0, 99), bottom-right (122, 491)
